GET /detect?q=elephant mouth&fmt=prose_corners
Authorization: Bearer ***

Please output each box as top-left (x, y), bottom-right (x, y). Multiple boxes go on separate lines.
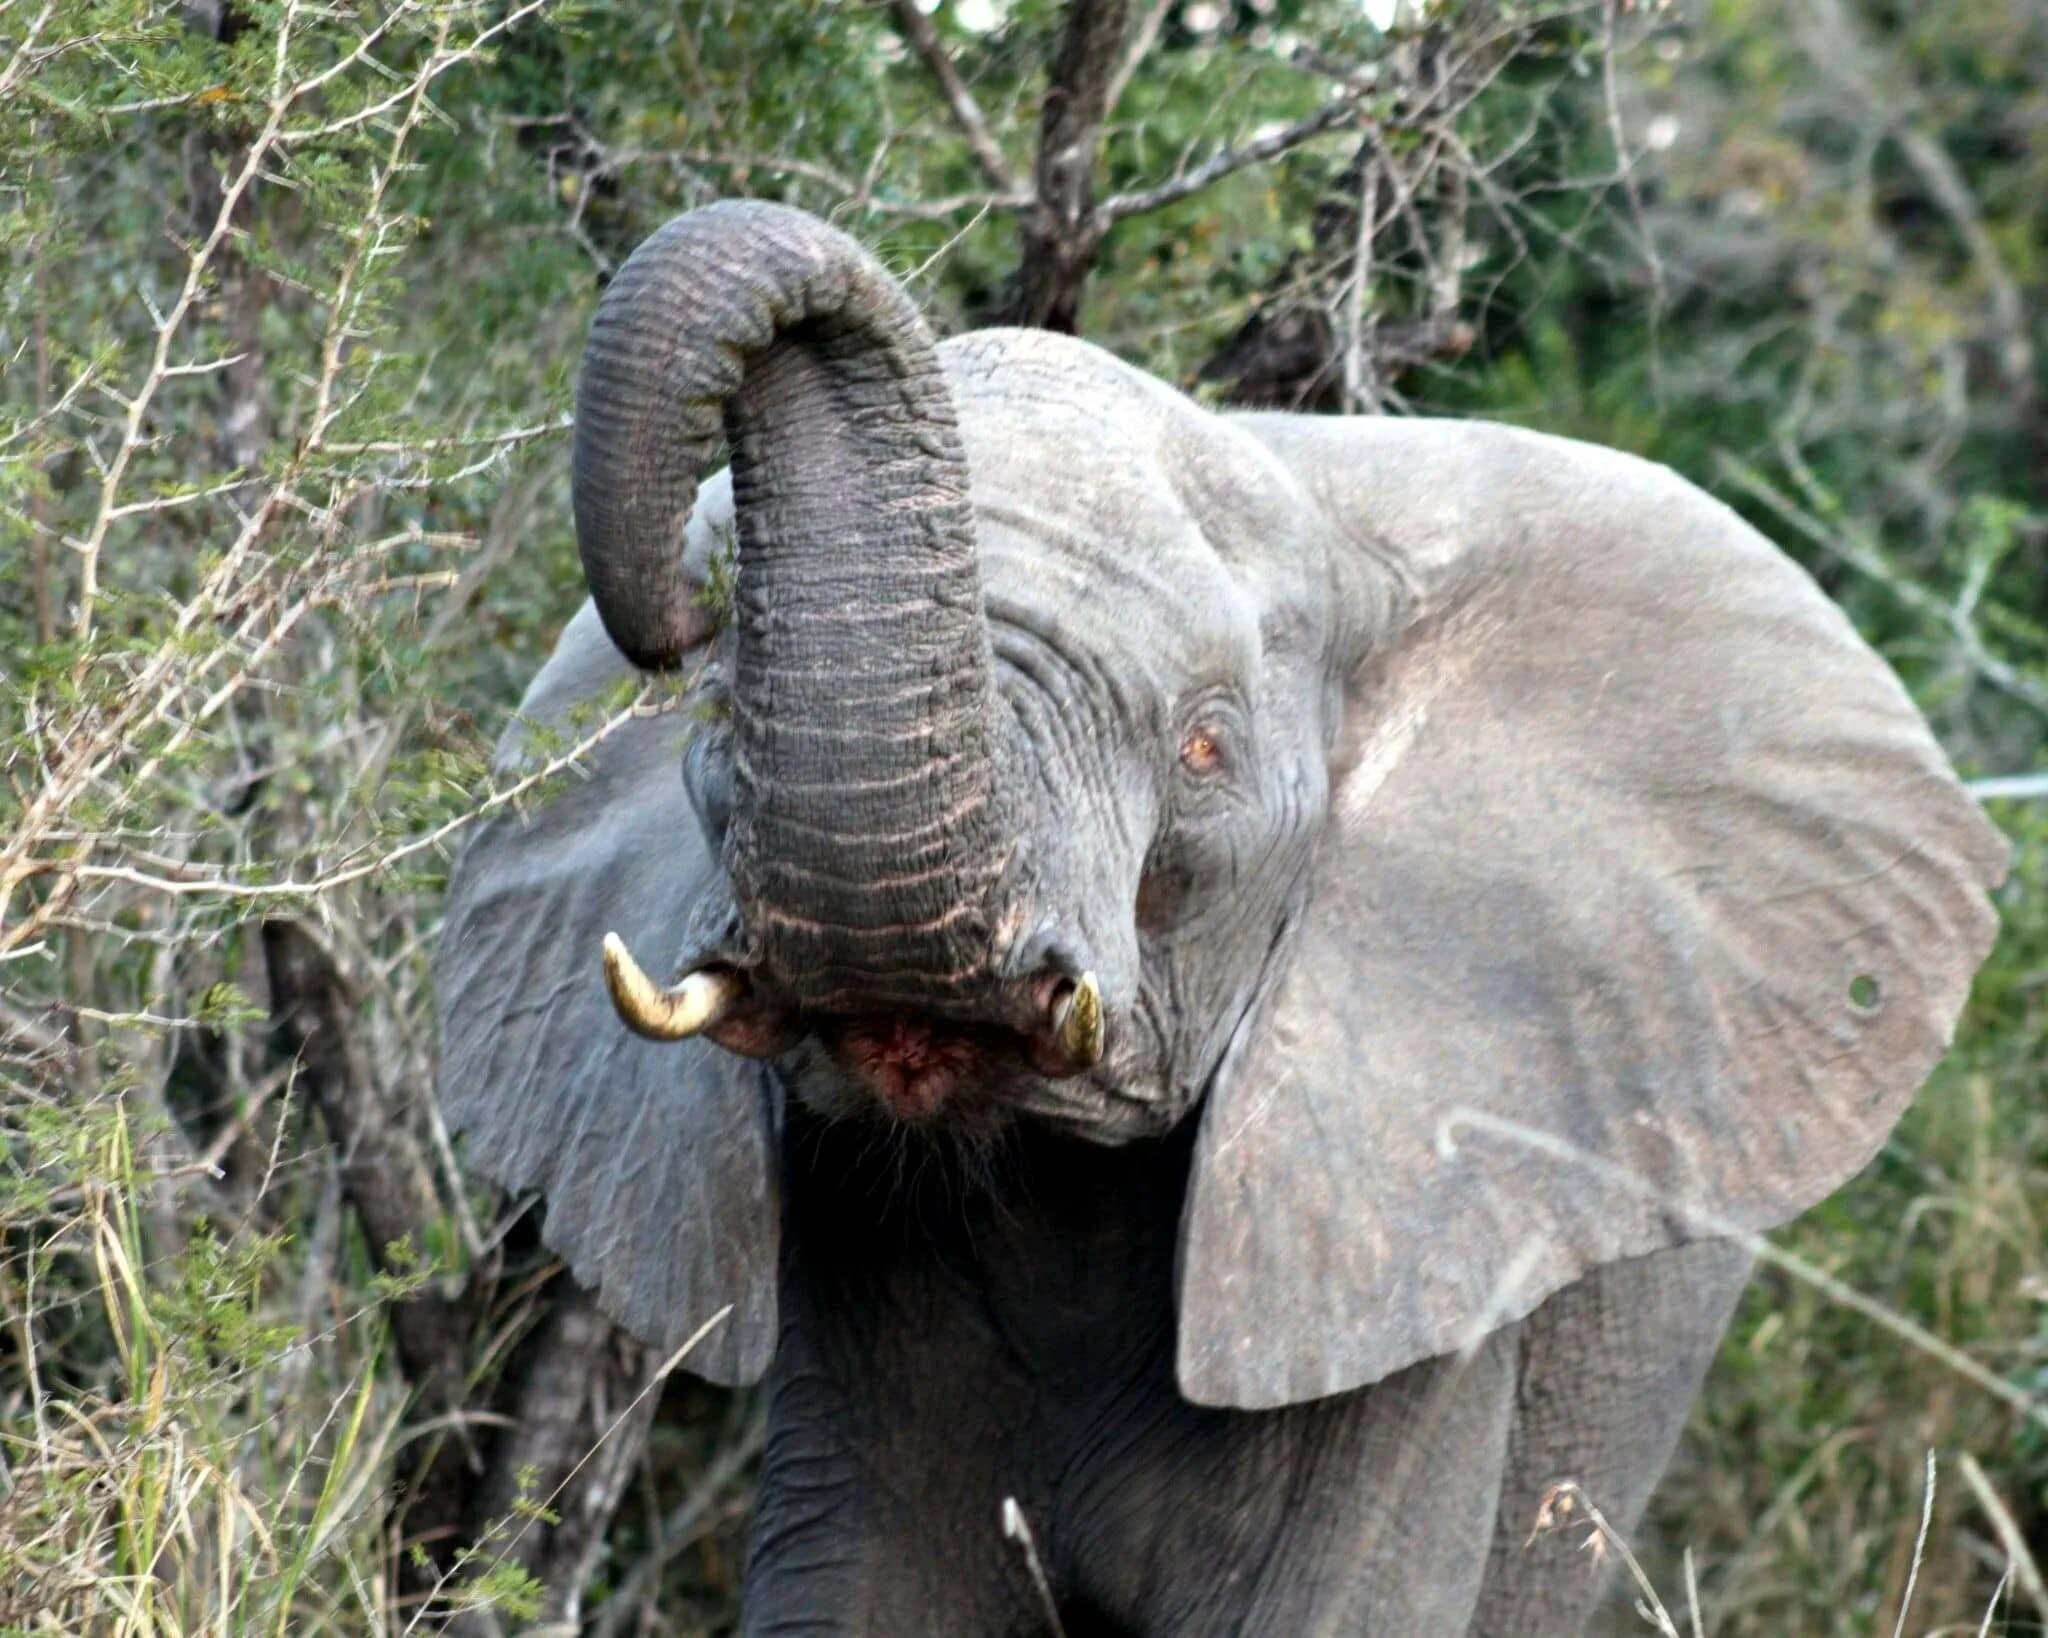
top-left (600, 932), bottom-right (1108, 1124)
top-left (822, 1016), bottom-right (1003, 1121)
top-left (814, 976), bottom-right (1109, 1122)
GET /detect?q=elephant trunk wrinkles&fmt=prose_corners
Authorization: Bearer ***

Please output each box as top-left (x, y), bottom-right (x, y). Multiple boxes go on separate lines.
top-left (572, 201), bottom-right (1009, 1010)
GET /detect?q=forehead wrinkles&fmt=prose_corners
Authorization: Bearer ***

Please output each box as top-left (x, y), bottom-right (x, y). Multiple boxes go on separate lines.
top-left (976, 490), bottom-right (1257, 705)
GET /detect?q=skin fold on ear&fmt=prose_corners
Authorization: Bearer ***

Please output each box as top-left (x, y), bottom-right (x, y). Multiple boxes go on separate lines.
top-left (1178, 415), bottom-right (2009, 1412)
top-left (436, 584), bottom-right (779, 1387)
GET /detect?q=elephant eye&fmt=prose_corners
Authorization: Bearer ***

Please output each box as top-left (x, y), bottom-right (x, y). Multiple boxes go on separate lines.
top-left (1179, 725), bottom-right (1226, 777)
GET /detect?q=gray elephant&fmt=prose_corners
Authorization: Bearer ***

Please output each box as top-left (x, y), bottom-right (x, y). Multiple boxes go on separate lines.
top-left (435, 202), bottom-right (2006, 1634)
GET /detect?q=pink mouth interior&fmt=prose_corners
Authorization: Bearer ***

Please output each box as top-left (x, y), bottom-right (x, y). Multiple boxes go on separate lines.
top-left (833, 1017), bottom-right (991, 1120)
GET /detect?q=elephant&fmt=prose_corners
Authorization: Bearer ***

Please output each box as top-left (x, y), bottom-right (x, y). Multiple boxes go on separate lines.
top-left (434, 201), bottom-right (2007, 1635)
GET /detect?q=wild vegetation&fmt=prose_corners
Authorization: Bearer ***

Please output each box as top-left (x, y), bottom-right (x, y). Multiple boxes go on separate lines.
top-left (2, 0), bottom-right (2042, 1630)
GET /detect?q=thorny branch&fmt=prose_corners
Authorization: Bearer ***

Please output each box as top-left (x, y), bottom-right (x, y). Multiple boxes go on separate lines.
top-left (60, 688), bottom-right (667, 906)
top-left (0, 1), bottom-right (564, 957)
top-left (1, 5), bottom-right (671, 1618)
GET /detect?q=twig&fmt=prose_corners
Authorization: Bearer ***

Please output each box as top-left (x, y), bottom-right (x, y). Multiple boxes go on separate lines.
top-left (320, 416), bottom-right (572, 458)
top-left (0, 0), bottom-right (55, 105)
top-left (1966, 774), bottom-right (2048, 802)
top-left (601, 144), bottom-right (1028, 219)
top-left (1888, 1448), bottom-right (1935, 1638)
top-left (589, 1416), bottom-right (768, 1638)
top-left (889, 0), bottom-right (1020, 194)
top-left (1001, 1497), bottom-right (1069, 1638)
top-left (1104, 0), bottom-right (1174, 114)
top-left (62, 0), bottom-right (309, 649)
top-left (1098, 91), bottom-right (1365, 221)
top-left (1718, 452), bottom-right (2048, 720)
top-left (1441, 1109), bottom-right (2048, 1433)
top-left (66, 688), bottom-right (668, 903)
top-left (277, 0), bottom-right (553, 146)
top-left (0, 0), bottom-right (562, 956)
top-left (1957, 1451), bottom-right (2048, 1624)
top-left (1599, 0), bottom-right (1664, 327)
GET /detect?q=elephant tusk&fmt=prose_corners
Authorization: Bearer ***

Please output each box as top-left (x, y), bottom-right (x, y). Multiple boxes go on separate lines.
top-left (1052, 971), bottom-right (1104, 1069)
top-left (601, 932), bottom-right (742, 1042)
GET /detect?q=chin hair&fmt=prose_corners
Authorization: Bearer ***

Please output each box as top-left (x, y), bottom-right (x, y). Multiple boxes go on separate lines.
top-left (777, 1040), bottom-right (1021, 1205)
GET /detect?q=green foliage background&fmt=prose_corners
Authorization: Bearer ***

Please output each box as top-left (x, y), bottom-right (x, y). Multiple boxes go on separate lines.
top-left (2, 0), bottom-right (2042, 1630)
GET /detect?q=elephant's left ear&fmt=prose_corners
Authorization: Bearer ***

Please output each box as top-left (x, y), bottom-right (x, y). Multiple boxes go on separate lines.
top-left (437, 592), bottom-right (781, 1387)
top-left (1177, 415), bottom-right (2008, 1411)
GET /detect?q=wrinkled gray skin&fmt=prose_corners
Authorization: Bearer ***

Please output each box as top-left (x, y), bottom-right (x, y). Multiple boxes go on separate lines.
top-left (437, 204), bottom-right (2007, 1635)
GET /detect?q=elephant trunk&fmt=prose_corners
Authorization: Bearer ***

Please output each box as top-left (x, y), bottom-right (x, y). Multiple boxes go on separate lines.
top-left (572, 202), bottom-right (1009, 1012)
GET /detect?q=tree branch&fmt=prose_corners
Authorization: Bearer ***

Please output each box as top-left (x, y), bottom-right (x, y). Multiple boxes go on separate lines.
top-left (261, 918), bottom-right (473, 1396)
top-left (1098, 90), bottom-right (1364, 222)
top-left (466, 1288), bottom-right (656, 1630)
top-left (1011, 0), bottom-right (1130, 331)
top-left (601, 144), bottom-right (1029, 219)
top-left (1719, 451), bottom-right (2048, 720)
top-left (889, 0), bottom-right (1020, 195)
top-left (1967, 775), bottom-right (2048, 802)
top-left (1104, 0), bottom-right (1174, 114)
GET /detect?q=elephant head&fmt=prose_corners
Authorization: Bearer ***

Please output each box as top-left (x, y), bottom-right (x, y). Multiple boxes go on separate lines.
top-left (436, 201), bottom-right (2006, 1402)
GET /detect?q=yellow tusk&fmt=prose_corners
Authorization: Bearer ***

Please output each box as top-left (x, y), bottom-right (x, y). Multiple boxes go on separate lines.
top-left (1053, 971), bottom-right (1104, 1069)
top-left (601, 932), bottom-right (741, 1041)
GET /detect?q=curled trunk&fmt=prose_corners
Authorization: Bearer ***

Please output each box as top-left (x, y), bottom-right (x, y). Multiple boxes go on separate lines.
top-left (572, 202), bottom-right (1007, 1008)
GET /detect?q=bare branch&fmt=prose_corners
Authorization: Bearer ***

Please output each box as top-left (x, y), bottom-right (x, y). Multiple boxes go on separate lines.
top-left (65, 686), bottom-right (673, 905)
top-left (1098, 91), bottom-right (1364, 222)
top-left (1104, 0), bottom-right (1175, 114)
top-left (319, 416), bottom-right (572, 459)
top-left (1599, 0), bottom-right (1663, 314)
top-left (604, 145), bottom-right (1028, 219)
top-left (1967, 774), bottom-right (2048, 802)
top-left (0, 0), bottom-right (56, 106)
top-left (62, 0), bottom-right (307, 647)
top-left (1719, 451), bottom-right (2048, 720)
top-left (889, 0), bottom-right (1021, 194)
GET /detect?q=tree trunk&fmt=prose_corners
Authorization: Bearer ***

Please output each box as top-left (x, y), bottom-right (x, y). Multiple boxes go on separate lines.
top-left (1008, 0), bottom-right (1128, 332)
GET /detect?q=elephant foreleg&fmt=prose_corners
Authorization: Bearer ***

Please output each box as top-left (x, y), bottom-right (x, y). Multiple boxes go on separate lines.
top-left (1470, 1239), bottom-right (1752, 1636)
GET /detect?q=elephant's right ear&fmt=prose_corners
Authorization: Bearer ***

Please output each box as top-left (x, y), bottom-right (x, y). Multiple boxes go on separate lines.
top-left (436, 593), bottom-right (779, 1387)
top-left (1177, 415), bottom-right (2007, 1411)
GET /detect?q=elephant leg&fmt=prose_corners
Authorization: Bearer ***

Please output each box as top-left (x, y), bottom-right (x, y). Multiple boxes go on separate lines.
top-left (1228, 1331), bottom-right (1518, 1637)
top-left (1470, 1239), bottom-right (1752, 1637)
top-left (741, 1244), bottom-right (1057, 1638)
top-left (1062, 1329), bottom-right (1518, 1636)
top-left (741, 1337), bottom-right (1054, 1636)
